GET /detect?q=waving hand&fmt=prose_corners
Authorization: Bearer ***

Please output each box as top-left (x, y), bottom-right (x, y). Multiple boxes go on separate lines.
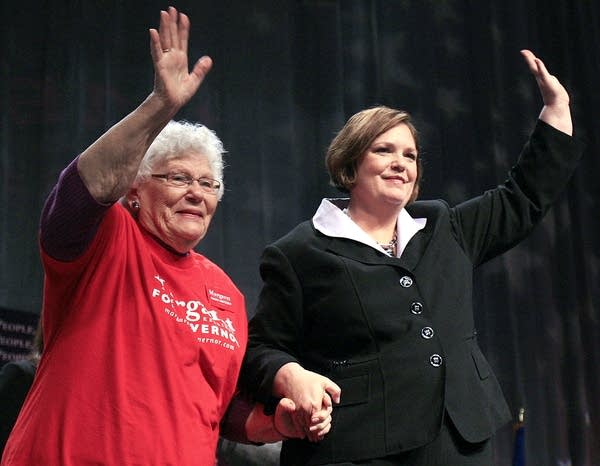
top-left (149, 7), bottom-right (212, 111)
top-left (521, 49), bottom-right (572, 136)
top-left (79, 7), bottom-right (212, 202)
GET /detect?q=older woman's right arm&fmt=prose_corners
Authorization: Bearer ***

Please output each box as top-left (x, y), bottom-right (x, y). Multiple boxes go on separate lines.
top-left (41, 7), bottom-right (211, 260)
top-left (77, 7), bottom-right (212, 204)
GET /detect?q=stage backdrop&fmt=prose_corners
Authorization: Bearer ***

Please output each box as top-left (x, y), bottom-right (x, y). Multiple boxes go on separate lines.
top-left (1, 1), bottom-right (598, 464)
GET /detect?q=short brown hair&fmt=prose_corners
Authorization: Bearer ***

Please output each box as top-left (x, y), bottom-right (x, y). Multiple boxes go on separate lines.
top-left (325, 106), bottom-right (422, 203)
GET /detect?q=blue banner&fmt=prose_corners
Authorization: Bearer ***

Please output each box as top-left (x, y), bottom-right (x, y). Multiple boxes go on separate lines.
top-left (512, 408), bottom-right (526, 466)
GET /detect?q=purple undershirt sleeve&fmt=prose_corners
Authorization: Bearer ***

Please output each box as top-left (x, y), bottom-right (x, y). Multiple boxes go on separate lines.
top-left (219, 394), bottom-right (256, 444)
top-left (40, 156), bottom-right (113, 261)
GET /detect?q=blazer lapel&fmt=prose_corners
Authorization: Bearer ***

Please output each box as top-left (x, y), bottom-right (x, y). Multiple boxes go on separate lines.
top-left (397, 226), bottom-right (433, 271)
top-left (321, 205), bottom-right (436, 272)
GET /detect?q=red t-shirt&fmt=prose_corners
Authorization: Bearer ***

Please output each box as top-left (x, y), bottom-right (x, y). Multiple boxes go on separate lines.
top-left (2, 203), bottom-right (247, 465)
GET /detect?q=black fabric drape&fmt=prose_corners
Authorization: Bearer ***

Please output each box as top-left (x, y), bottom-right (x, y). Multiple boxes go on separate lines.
top-left (1, 1), bottom-right (598, 464)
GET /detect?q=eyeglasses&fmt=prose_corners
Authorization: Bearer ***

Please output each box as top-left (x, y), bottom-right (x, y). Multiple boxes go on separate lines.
top-left (151, 173), bottom-right (221, 194)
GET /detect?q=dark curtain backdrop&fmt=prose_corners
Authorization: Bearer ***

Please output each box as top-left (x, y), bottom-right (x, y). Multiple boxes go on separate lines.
top-left (1, 1), bottom-right (598, 464)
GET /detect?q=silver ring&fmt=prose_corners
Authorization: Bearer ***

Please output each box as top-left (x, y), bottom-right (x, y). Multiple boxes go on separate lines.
top-left (162, 48), bottom-right (171, 53)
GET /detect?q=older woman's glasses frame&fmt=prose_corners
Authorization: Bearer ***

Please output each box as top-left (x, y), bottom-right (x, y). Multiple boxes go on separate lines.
top-left (151, 173), bottom-right (221, 195)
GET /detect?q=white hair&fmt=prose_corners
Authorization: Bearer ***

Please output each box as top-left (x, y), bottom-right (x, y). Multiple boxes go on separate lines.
top-left (136, 120), bottom-right (226, 199)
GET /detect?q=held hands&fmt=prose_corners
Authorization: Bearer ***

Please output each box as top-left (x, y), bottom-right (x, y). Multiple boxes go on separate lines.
top-left (273, 398), bottom-right (333, 441)
top-left (520, 49), bottom-right (572, 135)
top-left (274, 362), bottom-right (341, 442)
top-left (149, 7), bottom-right (212, 113)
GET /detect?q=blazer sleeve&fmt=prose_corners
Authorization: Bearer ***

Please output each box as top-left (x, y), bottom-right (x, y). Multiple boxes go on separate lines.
top-left (450, 119), bottom-right (584, 266)
top-left (240, 243), bottom-right (304, 404)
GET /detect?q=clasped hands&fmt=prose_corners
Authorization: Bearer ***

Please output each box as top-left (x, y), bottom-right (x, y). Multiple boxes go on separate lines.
top-left (273, 362), bottom-right (342, 442)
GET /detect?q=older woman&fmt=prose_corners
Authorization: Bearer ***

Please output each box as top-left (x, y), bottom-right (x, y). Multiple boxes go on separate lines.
top-left (240, 50), bottom-right (583, 465)
top-left (1, 7), bottom-right (329, 466)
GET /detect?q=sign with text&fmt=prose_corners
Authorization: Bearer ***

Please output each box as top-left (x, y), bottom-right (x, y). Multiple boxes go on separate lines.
top-left (0, 307), bottom-right (40, 364)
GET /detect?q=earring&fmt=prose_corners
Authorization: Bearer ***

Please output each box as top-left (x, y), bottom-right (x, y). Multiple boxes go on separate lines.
top-left (132, 200), bottom-right (140, 210)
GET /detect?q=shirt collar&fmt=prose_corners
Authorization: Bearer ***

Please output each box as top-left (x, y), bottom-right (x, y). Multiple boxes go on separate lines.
top-left (312, 198), bottom-right (427, 257)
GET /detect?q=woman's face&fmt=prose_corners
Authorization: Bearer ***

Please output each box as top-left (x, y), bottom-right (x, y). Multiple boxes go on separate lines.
top-left (133, 152), bottom-right (219, 253)
top-left (351, 123), bottom-right (418, 211)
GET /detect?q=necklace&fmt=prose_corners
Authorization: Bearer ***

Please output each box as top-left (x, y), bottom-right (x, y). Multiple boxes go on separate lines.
top-left (343, 207), bottom-right (397, 256)
top-left (379, 230), bottom-right (398, 256)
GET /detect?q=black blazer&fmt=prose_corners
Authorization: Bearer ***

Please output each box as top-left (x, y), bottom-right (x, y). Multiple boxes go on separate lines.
top-left (240, 121), bottom-right (583, 465)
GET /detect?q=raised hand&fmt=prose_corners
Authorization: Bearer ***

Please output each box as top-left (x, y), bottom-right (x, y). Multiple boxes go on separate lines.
top-left (78, 7), bottom-right (213, 203)
top-left (149, 7), bottom-right (213, 111)
top-left (520, 49), bottom-right (572, 135)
